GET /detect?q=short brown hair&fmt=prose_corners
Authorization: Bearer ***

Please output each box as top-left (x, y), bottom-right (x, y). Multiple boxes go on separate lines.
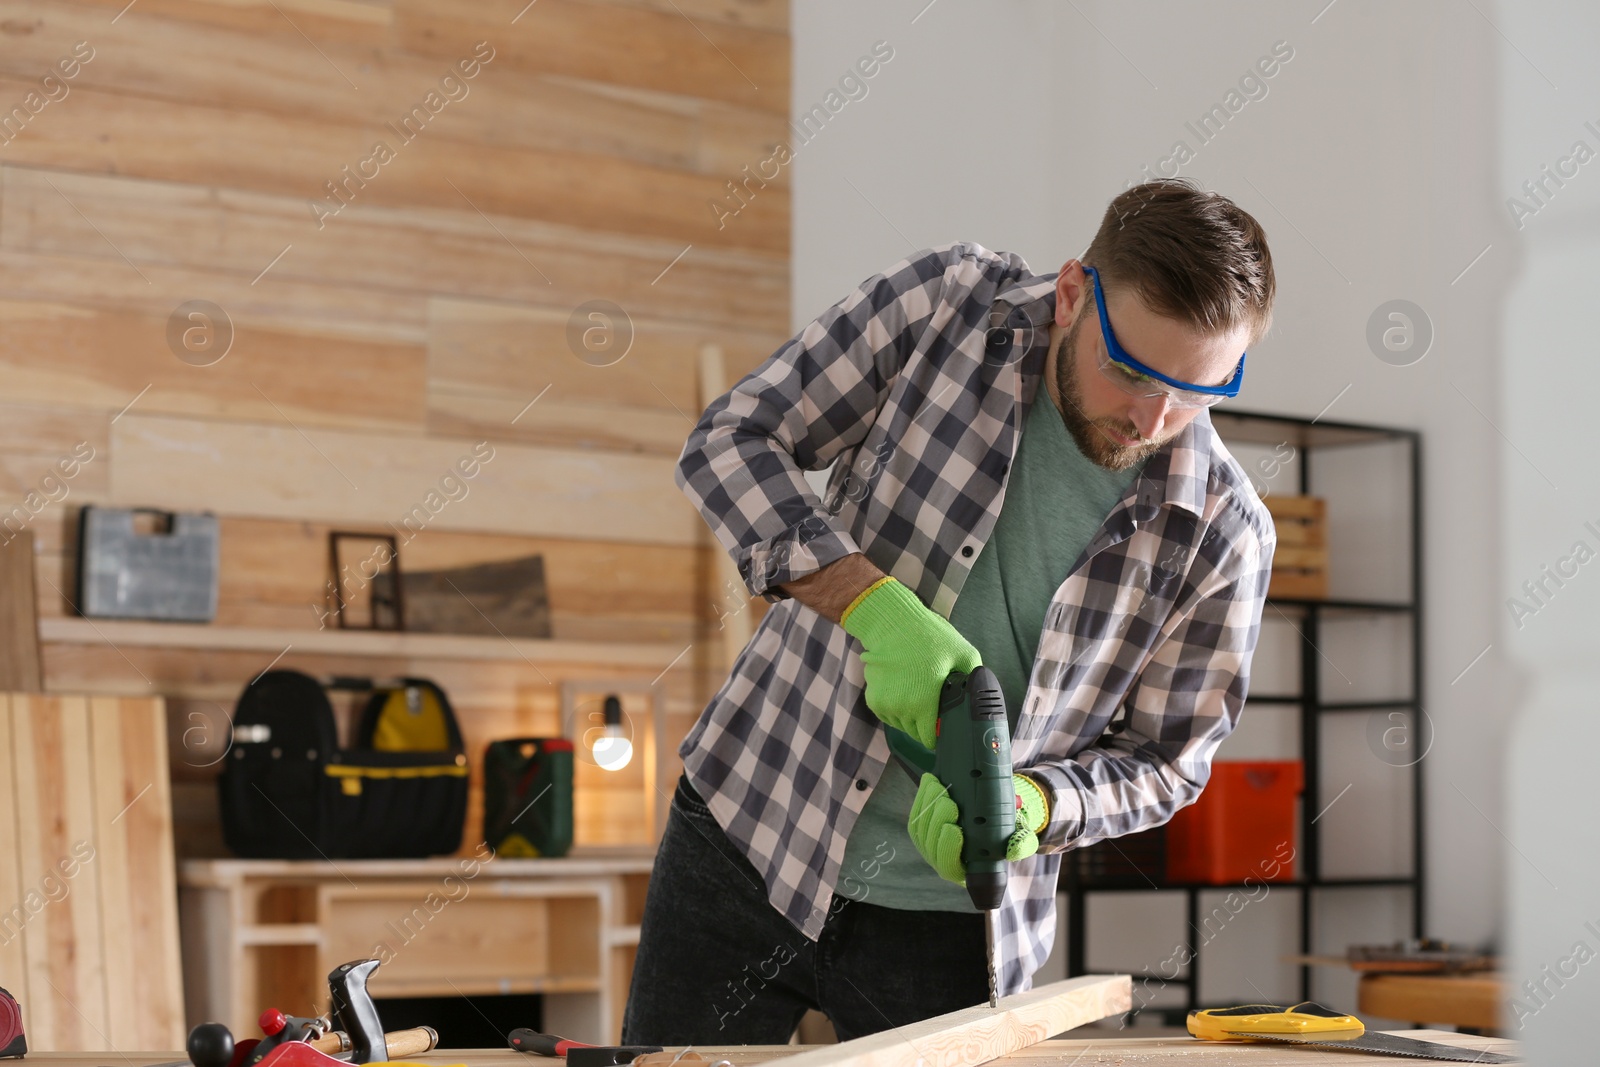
top-left (1082, 179), bottom-right (1275, 346)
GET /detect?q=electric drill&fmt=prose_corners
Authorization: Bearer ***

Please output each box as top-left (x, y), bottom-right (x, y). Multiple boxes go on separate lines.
top-left (884, 665), bottom-right (1016, 909)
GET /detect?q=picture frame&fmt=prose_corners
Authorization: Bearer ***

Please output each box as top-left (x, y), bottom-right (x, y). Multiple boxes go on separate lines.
top-left (327, 530), bottom-right (404, 632)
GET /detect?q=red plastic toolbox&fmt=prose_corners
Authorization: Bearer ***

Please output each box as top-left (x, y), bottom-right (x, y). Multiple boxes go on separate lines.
top-left (1165, 760), bottom-right (1303, 884)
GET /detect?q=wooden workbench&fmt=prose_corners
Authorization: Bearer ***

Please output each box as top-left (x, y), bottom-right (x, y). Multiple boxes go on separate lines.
top-left (178, 852), bottom-right (653, 1046)
top-left (24, 1031), bottom-right (1523, 1067)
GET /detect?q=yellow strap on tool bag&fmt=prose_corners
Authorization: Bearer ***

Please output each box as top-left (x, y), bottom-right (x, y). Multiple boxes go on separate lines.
top-left (325, 760), bottom-right (469, 795)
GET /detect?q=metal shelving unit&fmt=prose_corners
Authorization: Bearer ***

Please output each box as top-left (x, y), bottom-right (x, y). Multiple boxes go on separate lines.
top-left (1059, 407), bottom-right (1425, 1020)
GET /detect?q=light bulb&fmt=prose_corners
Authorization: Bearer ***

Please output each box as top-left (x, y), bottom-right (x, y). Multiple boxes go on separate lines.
top-left (592, 730), bottom-right (633, 771)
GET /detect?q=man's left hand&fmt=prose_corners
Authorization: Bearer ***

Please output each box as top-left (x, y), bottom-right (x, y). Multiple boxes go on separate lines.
top-left (907, 772), bottom-right (1051, 884)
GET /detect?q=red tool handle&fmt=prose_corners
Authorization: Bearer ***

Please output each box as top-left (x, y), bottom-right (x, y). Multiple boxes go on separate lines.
top-left (509, 1030), bottom-right (599, 1057)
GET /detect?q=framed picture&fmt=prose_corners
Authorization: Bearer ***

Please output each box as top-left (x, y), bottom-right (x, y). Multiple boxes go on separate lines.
top-left (327, 530), bottom-right (404, 631)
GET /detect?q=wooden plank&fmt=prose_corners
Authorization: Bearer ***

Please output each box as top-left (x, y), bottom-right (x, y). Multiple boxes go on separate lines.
top-left (0, 248), bottom-right (428, 345)
top-left (0, 697), bottom-right (27, 1034)
top-left (536, 76), bottom-right (787, 180)
top-left (0, 532), bottom-right (42, 691)
top-left (587, 0), bottom-right (788, 33)
top-left (0, 453), bottom-right (106, 505)
top-left (11, 697), bottom-right (58, 1045)
top-left (393, 0), bottom-right (788, 116)
top-left (85, 700), bottom-right (138, 1047)
top-left (1, 169), bottom-right (788, 335)
top-left (10, 694), bottom-right (108, 1050)
top-left (108, 413), bottom-right (702, 547)
top-left (0, 404), bottom-right (111, 462)
top-left (428, 297), bottom-right (779, 413)
top-left (53, 0), bottom-right (394, 44)
top-left (772, 976), bottom-right (1131, 1067)
top-left (428, 392), bottom-right (692, 457)
top-left (57, 694), bottom-right (110, 1048)
top-left (426, 297), bottom-right (779, 455)
top-left (133, 696), bottom-right (190, 1036)
top-left (0, 299), bottom-right (427, 433)
top-left (88, 696), bottom-right (186, 1049)
top-left (0, 79), bottom-right (788, 255)
top-left (0, 417), bottom-right (107, 593)
top-left (0, 1), bottom-right (728, 173)
top-left (699, 99), bottom-right (799, 178)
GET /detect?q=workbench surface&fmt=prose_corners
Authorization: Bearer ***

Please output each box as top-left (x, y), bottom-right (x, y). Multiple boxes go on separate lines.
top-left (25, 1030), bottom-right (1522, 1066)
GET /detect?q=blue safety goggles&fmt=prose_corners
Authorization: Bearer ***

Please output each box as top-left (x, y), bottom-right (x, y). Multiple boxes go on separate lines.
top-left (1083, 265), bottom-right (1245, 408)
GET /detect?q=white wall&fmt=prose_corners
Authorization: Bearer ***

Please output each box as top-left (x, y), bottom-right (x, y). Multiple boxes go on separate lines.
top-left (793, 0), bottom-right (1530, 1032)
top-left (1495, 2), bottom-right (1600, 1064)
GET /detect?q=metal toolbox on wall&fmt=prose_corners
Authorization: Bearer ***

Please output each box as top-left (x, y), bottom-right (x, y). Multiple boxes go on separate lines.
top-left (77, 506), bottom-right (219, 622)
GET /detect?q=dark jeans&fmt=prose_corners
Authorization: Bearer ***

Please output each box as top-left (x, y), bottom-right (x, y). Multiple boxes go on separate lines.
top-left (621, 774), bottom-right (988, 1044)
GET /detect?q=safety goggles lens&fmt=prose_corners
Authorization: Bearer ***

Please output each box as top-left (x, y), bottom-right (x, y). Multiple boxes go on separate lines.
top-left (1097, 350), bottom-right (1225, 408)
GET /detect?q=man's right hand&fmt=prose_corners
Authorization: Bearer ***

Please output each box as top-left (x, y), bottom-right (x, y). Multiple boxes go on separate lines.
top-left (838, 576), bottom-right (982, 749)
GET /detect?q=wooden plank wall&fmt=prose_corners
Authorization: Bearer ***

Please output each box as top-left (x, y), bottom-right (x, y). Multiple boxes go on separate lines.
top-left (0, 0), bottom-right (789, 858)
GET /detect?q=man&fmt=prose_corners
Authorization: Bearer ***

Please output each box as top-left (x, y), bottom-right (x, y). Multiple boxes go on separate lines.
top-left (623, 179), bottom-right (1279, 1042)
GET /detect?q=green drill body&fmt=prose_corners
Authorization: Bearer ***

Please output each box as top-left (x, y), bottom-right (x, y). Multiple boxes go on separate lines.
top-left (884, 665), bottom-right (1016, 909)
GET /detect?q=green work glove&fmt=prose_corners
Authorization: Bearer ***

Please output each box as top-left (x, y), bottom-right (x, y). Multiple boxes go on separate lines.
top-left (907, 772), bottom-right (1052, 884)
top-left (839, 577), bottom-right (982, 749)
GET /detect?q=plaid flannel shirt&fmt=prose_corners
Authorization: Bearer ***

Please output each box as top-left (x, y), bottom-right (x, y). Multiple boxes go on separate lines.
top-left (674, 242), bottom-right (1276, 995)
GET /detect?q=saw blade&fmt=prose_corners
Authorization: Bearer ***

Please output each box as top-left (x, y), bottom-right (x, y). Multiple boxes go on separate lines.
top-left (1226, 1029), bottom-right (1520, 1063)
top-left (984, 910), bottom-right (999, 1008)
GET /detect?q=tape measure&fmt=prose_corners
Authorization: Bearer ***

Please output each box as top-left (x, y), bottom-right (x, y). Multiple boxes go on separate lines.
top-left (0, 986), bottom-right (25, 1058)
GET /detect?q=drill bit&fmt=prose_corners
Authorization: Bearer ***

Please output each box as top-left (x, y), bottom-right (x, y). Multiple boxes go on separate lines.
top-left (985, 910), bottom-right (1000, 1008)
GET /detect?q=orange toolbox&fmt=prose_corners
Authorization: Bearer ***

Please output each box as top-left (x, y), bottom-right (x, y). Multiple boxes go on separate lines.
top-left (1165, 760), bottom-right (1303, 884)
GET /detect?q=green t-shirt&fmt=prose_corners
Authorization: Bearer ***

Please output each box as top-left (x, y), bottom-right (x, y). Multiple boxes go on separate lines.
top-left (837, 390), bottom-right (1147, 911)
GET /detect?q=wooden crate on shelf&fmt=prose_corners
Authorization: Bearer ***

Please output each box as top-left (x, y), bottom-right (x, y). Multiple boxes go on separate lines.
top-left (1263, 495), bottom-right (1328, 599)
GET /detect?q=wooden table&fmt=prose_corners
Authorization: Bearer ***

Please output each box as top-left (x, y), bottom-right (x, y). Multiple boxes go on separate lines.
top-left (24, 1031), bottom-right (1523, 1067)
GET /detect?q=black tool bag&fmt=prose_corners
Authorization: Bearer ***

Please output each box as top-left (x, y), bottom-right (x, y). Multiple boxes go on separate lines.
top-left (219, 670), bottom-right (469, 859)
